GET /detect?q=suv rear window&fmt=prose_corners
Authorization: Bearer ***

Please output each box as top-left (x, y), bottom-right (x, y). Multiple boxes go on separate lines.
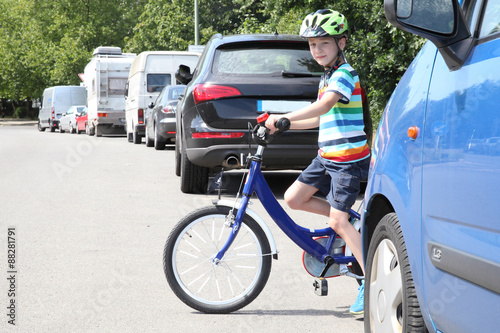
top-left (212, 43), bottom-right (323, 76)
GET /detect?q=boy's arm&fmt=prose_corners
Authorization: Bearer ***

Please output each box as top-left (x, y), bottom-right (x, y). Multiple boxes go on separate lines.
top-left (266, 91), bottom-right (342, 132)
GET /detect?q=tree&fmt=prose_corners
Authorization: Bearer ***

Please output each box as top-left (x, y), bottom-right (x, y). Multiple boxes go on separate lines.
top-left (0, 0), bottom-right (424, 124)
top-left (0, 0), bottom-right (146, 112)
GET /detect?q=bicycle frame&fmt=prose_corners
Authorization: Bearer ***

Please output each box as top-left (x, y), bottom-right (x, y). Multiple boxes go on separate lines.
top-left (214, 145), bottom-right (359, 268)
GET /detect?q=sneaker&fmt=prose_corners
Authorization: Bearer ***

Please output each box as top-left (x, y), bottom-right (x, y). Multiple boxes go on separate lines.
top-left (349, 279), bottom-right (364, 315)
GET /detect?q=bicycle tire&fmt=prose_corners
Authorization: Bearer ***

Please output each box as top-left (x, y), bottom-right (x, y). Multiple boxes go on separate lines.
top-left (164, 205), bottom-right (272, 314)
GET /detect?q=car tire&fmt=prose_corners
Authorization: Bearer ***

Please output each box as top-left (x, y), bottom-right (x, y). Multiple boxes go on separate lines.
top-left (95, 124), bottom-right (102, 137)
top-left (86, 123), bottom-right (94, 136)
top-left (60, 126), bottom-right (65, 133)
top-left (145, 124), bottom-right (154, 147)
top-left (37, 121), bottom-right (46, 132)
top-left (133, 130), bottom-right (141, 144)
top-left (154, 122), bottom-right (165, 151)
top-left (180, 152), bottom-right (208, 194)
top-left (364, 213), bottom-right (426, 333)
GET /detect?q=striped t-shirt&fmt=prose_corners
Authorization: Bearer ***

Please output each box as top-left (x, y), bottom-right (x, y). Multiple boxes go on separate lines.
top-left (317, 63), bottom-right (370, 163)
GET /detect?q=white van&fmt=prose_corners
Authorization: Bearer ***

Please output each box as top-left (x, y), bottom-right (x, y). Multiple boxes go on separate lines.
top-left (125, 51), bottom-right (200, 143)
top-left (84, 46), bottom-right (136, 137)
top-left (37, 86), bottom-right (87, 132)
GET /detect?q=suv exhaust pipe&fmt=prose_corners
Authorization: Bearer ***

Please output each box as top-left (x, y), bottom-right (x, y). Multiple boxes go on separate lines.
top-left (222, 155), bottom-right (241, 169)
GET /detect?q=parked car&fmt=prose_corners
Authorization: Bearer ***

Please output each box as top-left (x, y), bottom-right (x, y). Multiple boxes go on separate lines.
top-left (145, 84), bottom-right (186, 150)
top-left (75, 107), bottom-right (88, 134)
top-left (59, 105), bottom-right (86, 133)
top-left (38, 86), bottom-right (87, 132)
top-left (175, 33), bottom-right (326, 193)
top-left (125, 51), bottom-right (199, 144)
top-left (362, 0), bottom-right (500, 332)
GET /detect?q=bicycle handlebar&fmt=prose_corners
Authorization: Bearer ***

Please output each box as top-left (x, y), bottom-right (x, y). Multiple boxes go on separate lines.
top-left (253, 113), bottom-right (290, 146)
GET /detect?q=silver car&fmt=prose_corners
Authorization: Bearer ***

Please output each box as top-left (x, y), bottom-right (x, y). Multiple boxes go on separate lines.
top-left (59, 105), bottom-right (86, 133)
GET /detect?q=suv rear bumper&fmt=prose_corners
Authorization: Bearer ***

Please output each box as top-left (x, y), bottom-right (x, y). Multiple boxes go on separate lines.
top-left (186, 144), bottom-right (317, 170)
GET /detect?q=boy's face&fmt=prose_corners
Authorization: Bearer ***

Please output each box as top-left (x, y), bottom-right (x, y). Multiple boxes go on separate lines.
top-left (308, 36), bottom-right (345, 68)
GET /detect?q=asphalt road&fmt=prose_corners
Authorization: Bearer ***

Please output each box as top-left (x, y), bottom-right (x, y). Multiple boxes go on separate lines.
top-left (0, 125), bottom-right (364, 332)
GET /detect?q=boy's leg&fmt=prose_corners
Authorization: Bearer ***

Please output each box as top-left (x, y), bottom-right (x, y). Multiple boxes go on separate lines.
top-left (329, 207), bottom-right (364, 274)
top-left (284, 180), bottom-right (331, 216)
top-left (329, 207), bottom-right (365, 315)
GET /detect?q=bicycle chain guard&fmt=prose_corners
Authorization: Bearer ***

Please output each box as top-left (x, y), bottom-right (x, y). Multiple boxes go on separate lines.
top-left (302, 237), bottom-right (348, 278)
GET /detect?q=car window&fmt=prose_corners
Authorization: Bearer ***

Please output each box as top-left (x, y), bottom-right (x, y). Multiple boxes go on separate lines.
top-left (212, 44), bottom-right (323, 75)
top-left (168, 87), bottom-right (185, 101)
top-left (463, 0), bottom-right (481, 33)
top-left (109, 78), bottom-right (128, 95)
top-left (479, 0), bottom-right (500, 38)
top-left (147, 74), bottom-right (171, 92)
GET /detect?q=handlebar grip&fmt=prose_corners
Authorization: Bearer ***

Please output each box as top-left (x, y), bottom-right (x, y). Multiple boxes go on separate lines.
top-left (275, 118), bottom-right (290, 133)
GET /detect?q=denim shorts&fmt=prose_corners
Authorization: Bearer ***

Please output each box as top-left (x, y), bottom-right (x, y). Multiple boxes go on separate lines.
top-left (297, 153), bottom-right (370, 212)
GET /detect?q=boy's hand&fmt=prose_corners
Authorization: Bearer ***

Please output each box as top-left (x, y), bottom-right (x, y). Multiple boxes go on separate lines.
top-left (265, 115), bottom-right (282, 134)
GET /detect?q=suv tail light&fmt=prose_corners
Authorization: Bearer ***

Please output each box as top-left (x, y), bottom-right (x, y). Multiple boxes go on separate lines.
top-left (193, 84), bottom-right (242, 104)
top-left (192, 132), bottom-right (245, 139)
top-left (51, 107), bottom-right (55, 119)
top-left (138, 108), bottom-right (144, 124)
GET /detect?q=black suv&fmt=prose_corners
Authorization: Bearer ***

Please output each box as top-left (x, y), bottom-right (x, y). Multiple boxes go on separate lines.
top-left (175, 33), bottom-right (325, 194)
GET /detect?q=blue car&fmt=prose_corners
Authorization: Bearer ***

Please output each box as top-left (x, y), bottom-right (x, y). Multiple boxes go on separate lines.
top-left (362, 0), bottom-right (500, 332)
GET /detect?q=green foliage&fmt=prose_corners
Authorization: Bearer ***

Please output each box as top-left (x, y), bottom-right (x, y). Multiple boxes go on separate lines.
top-left (13, 107), bottom-right (27, 119)
top-left (0, 0), bottom-right (425, 124)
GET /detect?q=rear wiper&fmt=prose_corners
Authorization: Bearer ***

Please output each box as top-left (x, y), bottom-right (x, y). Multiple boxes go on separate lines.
top-left (281, 70), bottom-right (320, 78)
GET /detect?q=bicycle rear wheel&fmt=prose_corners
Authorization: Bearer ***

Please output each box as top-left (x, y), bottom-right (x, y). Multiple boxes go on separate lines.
top-left (164, 205), bottom-right (272, 314)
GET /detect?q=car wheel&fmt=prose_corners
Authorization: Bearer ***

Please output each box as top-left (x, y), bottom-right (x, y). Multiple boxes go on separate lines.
top-left (180, 152), bottom-right (208, 194)
top-left (364, 213), bottom-right (426, 332)
top-left (86, 123), bottom-right (94, 136)
top-left (145, 123), bottom-right (154, 147)
top-left (95, 124), bottom-right (102, 137)
top-left (37, 121), bottom-right (46, 132)
top-left (154, 122), bottom-right (165, 150)
top-left (60, 125), bottom-right (65, 133)
top-left (133, 129), bottom-right (141, 144)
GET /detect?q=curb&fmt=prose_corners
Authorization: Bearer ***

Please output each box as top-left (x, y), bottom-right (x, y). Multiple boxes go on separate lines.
top-left (0, 120), bottom-right (37, 126)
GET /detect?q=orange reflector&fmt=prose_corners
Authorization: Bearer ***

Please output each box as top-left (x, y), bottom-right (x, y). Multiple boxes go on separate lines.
top-left (97, 113), bottom-right (107, 117)
top-left (408, 126), bottom-right (418, 140)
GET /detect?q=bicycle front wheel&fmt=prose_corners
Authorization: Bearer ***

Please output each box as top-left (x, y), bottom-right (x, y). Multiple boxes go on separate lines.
top-left (163, 205), bottom-right (272, 314)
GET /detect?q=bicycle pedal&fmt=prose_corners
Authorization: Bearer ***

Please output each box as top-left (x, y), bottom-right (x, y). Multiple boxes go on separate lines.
top-left (313, 277), bottom-right (328, 296)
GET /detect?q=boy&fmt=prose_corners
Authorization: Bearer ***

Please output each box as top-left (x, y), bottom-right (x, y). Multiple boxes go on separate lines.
top-left (265, 9), bottom-right (370, 315)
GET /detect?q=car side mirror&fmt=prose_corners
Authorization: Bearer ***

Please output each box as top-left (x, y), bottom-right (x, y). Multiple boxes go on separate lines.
top-left (175, 65), bottom-right (193, 85)
top-left (148, 102), bottom-right (155, 109)
top-left (384, 0), bottom-right (473, 70)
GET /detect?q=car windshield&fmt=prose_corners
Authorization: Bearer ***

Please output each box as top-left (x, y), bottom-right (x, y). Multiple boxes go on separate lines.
top-left (212, 43), bottom-right (323, 76)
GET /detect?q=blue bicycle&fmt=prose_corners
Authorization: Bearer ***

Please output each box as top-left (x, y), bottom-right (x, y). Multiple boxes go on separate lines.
top-left (163, 114), bottom-right (363, 314)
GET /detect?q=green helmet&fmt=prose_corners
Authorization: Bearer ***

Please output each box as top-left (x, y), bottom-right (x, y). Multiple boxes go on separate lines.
top-left (300, 9), bottom-right (349, 38)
